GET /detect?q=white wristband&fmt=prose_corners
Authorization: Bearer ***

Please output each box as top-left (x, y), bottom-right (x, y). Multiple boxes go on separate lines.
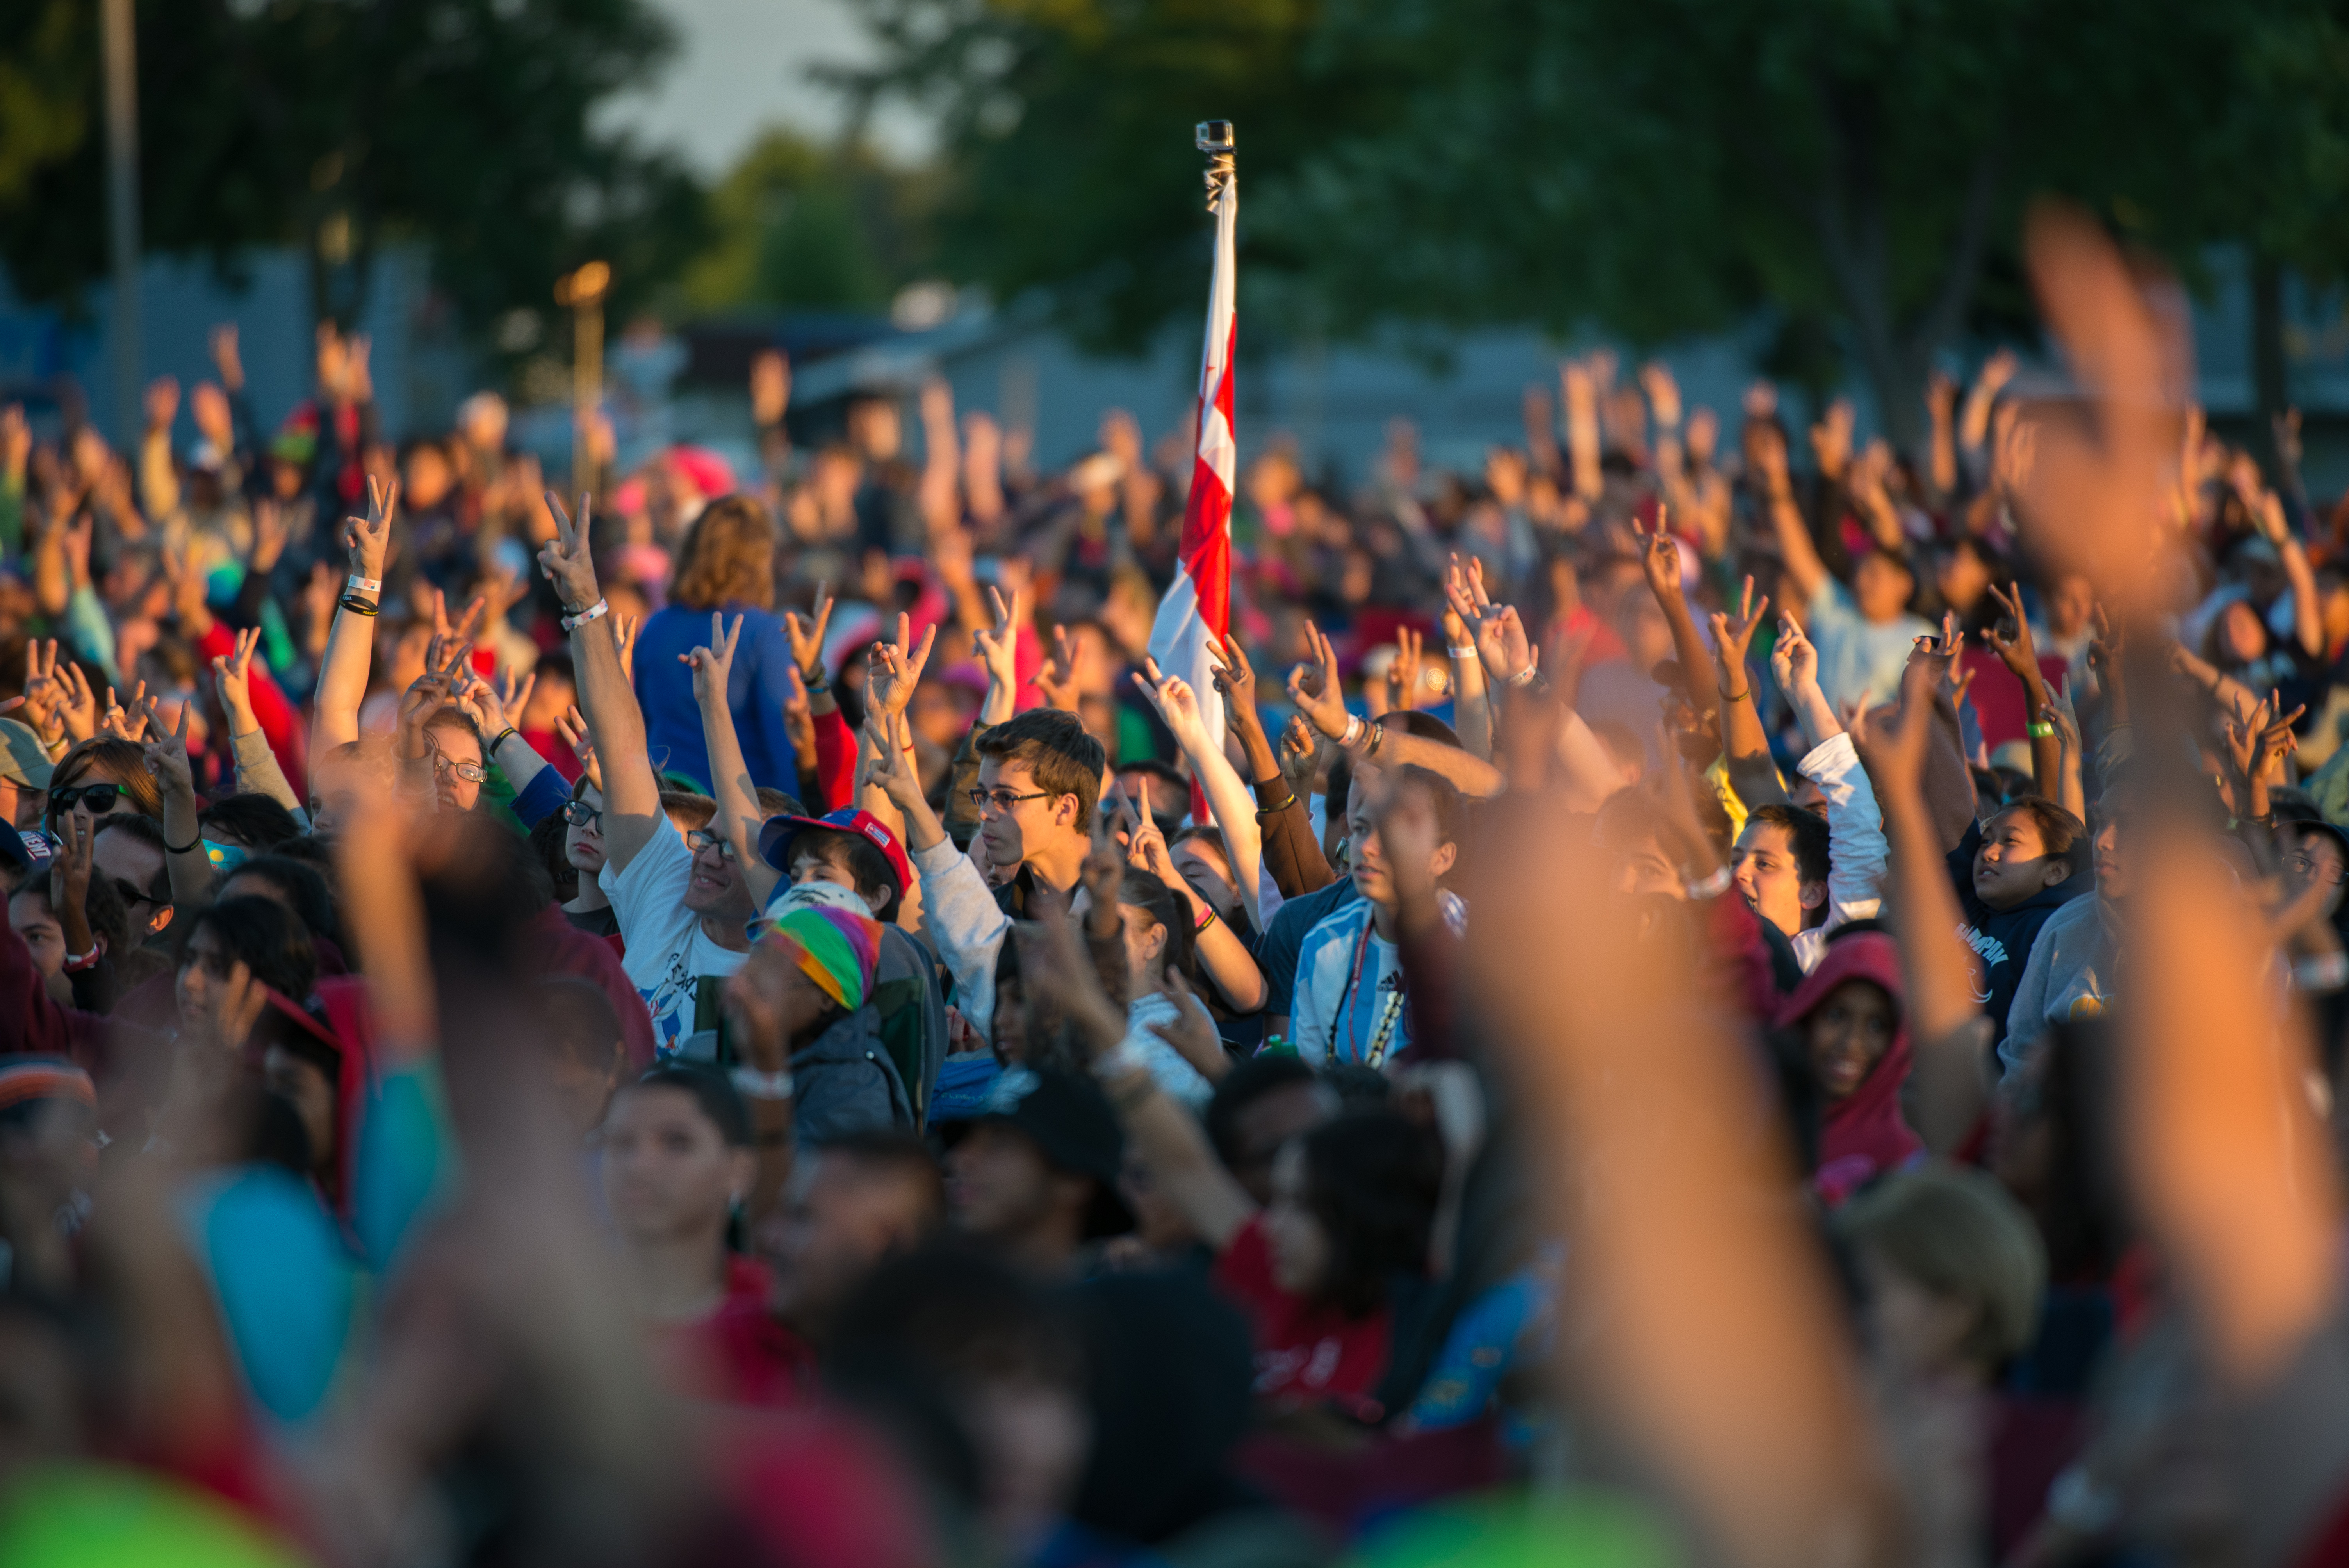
top-left (731, 1065), bottom-right (796, 1101)
top-left (562, 598), bottom-right (610, 633)
top-left (1446, 645), bottom-right (1477, 661)
top-left (1505, 665), bottom-right (1541, 689)
top-left (346, 573), bottom-right (383, 593)
top-left (1340, 715), bottom-right (1367, 749)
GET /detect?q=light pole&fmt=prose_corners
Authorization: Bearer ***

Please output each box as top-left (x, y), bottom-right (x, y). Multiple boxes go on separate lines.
top-left (555, 260), bottom-right (610, 498)
top-left (102, 0), bottom-right (142, 444)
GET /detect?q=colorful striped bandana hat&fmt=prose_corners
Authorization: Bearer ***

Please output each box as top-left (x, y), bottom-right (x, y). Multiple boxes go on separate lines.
top-left (760, 905), bottom-right (881, 1013)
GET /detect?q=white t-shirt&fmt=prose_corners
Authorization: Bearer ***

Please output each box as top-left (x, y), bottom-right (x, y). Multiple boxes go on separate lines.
top-left (601, 825), bottom-right (749, 1057)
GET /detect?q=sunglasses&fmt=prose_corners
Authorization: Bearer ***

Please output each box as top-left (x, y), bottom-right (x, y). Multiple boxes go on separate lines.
top-left (685, 829), bottom-right (738, 861)
top-left (50, 783), bottom-right (123, 815)
top-left (562, 799), bottom-right (604, 829)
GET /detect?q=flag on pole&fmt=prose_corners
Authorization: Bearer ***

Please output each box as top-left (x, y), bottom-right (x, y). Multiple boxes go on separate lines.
top-left (1148, 148), bottom-right (1237, 763)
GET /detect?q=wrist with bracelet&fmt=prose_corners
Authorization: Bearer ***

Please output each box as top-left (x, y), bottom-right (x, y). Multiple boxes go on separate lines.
top-left (491, 727), bottom-right (520, 752)
top-left (562, 597), bottom-right (610, 633)
top-left (731, 1064), bottom-right (795, 1101)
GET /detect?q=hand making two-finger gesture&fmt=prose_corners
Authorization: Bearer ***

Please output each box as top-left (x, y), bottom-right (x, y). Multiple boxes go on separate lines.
top-left (1982, 581), bottom-right (2042, 686)
top-left (785, 583), bottom-right (835, 687)
top-left (1132, 655), bottom-right (1208, 751)
top-left (1207, 634), bottom-right (1261, 738)
top-left (538, 490), bottom-right (603, 614)
top-left (210, 626), bottom-right (266, 736)
top-left (1033, 624), bottom-right (1080, 711)
top-left (1706, 576), bottom-right (1771, 698)
top-left (684, 611), bottom-right (745, 710)
top-left (344, 473), bottom-right (400, 583)
top-left (1637, 505), bottom-right (1684, 602)
top-left (972, 583), bottom-right (1022, 694)
top-left (141, 698), bottom-right (197, 800)
top-left (1287, 621), bottom-right (1354, 740)
top-left (865, 613), bottom-right (938, 723)
top-left (1385, 627), bottom-right (1426, 713)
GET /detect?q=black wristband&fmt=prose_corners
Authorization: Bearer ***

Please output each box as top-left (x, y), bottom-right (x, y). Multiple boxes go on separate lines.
top-left (166, 830), bottom-right (203, 856)
top-left (339, 594), bottom-right (379, 618)
top-left (491, 727), bottom-right (520, 752)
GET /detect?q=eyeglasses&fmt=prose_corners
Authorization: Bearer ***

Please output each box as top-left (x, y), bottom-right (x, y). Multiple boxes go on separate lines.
top-left (686, 829), bottom-right (738, 861)
top-left (562, 799), bottom-right (603, 829)
top-left (50, 783), bottom-right (122, 814)
top-left (2289, 852), bottom-right (2348, 887)
top-left (426, 744), bottom-right (487, 784)
top-left (968, 788), bottom-right (1055, 816)
top-left (112, 875), bottom-right (162, 912)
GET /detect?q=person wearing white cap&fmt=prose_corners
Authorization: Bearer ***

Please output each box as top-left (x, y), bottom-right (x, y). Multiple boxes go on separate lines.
top-left (0, 718), bottom-right (53, 831)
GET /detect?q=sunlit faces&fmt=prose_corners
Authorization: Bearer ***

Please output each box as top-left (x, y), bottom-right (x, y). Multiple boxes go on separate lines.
top-left (1805, 978), bottom-right (1896, 1101)
top-left (1971, 807), bottom-right (2073, 910)
top-left (9, 890), bottom-right (65, 982)
top-left (600, 1083), bottom-right (752, 1242)
top-left (421, 715), bottom-right (485, 813)
top-left (974, 757), bottom-right (1076, 871)
top-left (1730, 818), bottom-right (1824, 938)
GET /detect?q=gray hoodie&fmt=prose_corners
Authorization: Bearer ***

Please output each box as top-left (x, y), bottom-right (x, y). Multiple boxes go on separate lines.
top-left (790, 1001), bottom-right (915, 1145)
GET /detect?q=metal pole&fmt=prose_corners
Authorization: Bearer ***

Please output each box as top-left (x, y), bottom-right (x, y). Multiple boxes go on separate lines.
top-left (102, 0), bottom-right (143, 446)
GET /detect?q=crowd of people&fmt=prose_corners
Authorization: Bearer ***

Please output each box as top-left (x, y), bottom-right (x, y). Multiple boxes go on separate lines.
top-left (5, 207), bottom-right (2349, 1568)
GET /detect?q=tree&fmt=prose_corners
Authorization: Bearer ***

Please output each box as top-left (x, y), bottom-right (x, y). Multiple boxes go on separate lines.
top-left (0, 0), bottom-right (705, 350)
top-left (841, 0), bottom-right (2349, 458)
top-left (681, 127), bottom-right (939, 314)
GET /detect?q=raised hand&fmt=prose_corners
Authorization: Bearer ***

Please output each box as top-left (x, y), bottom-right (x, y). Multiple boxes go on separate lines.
top-left (460, 665), bottom-right (536, 737)
top-left (537, 490), bottom-right (601, 613)
top-left (1207, 635), bottom-right (1261, 737)
top-left (1706, 577), bottom-right (1771, 695)
top-left (971, 583), bottom-right (1021, 693)
top-left (1078, 813), bottom-right (1125, 937)
top-left (430, 586), bottom-right (489, 650)
top-left (1384, 626), bottom-right (1427, 713)
top-left (1639, 362), bottom-right (1682, 428)
top-left (1126, 784), bottom-right (1181, 889)
top-left (1132, 656), bottom-right (1210, 750)
top-left (143, 375), bottom-right (180, 434)
top-left (554, 704), bottom-right (601, 792)
top-left (1033, 624), bottom-right (1081, 711)
top-left (344, 473), bottom-right (400, 581)
top-left (54, 661), bottom-right (96, 745)
top-left (210, 626), bottom-right (265, 734)
top-left (1770, 616), bottom-right (1818, 697)
top-left (682, 611), bottom-right (744, 710)
top-left (1637, 506), bottom-right (1684, 602)
top-left (1981, 582), bottom-right (2042, 691)
top-left (14, 639), bottom-right (65, 744)
top-left (1286, 621), bottom-right (1354, 739)
top-left (1808, 398), bottom-right (1854, 479)
top-left (784, 582), bottom-right (835, 686)
top-left (400, 638), bottom-right (472, 738)
top-left (100, 681), bottom-right (150, 743)
top-left (750, 349), bottom-right (790, 426)
top-left (865, 612), bottom-right (938, 722)
top-left (863, 710), bottom-right (927, 814)
top-left (140, 698), bottom-right (196, 799)
top-left (1868, 660), bottom-right (1942, 803)
top-left (49, 806), bottom-right (94, 937)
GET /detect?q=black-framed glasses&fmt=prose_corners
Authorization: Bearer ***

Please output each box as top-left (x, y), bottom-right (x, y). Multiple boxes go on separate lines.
top-left (562, 799), bottom-right (603, 829)
top-left (2289, 852), bottom-right (2348, 887)
top-left (50, 783), bottom-right (122, 815)
top-left (686, 829), bottom-right (738, 861)
top-left (968, 788), bottom-right (1054, 816)
top-left (425, 743), bottom-right (487, 784)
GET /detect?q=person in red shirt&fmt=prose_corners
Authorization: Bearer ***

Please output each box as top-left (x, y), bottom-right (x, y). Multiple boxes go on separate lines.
top-left (602, 1062), bottom-right (812, 1406)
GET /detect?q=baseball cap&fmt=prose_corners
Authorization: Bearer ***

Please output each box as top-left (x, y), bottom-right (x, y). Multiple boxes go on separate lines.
top-left (0, 827), bottom-right (52, 878)
top-left (759, 808), bottom-right (913, 903)
top-left (0, 720), bottom-right (53, 790)
top-left (971, 1066), bottom-right (1133, 1238)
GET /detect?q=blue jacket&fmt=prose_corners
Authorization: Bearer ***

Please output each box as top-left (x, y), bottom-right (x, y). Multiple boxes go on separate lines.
top-left (632, 602), bottom-right (801, 794)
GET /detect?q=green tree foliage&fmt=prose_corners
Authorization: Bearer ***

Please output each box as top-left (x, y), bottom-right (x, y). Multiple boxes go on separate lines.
top-left (839, 0), bottom-right (2349, 451)
top-left (683, 127), bottom-right (938, 314)
top-left (0, 0), bottom-right (706, 344)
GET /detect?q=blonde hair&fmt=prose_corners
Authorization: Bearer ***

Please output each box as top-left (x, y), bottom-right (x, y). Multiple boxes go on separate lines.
top-left (1838, 1162), bottom-right (2047, 1370)
top-left (670, 494), bottom-right (776, 612)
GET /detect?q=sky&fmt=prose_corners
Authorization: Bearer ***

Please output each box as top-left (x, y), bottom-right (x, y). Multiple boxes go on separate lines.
top-left (595, 0), bottom-right (935, 176)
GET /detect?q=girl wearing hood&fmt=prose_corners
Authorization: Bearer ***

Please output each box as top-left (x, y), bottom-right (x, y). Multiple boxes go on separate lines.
top-left (1777, 931), bottom-right (1924, 1205)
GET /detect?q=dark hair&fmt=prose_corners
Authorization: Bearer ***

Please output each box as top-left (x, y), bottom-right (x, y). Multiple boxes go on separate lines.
top-left (1203, 1054), bottom-right (1319, 1171)
top-left (537, 975), bottom-right (625, 1070)
top-left (11, 866), bottom-right (130, 959)
top-left (820, 1128), bottom-right (946, 1228)
top-left (795, 826), bottom-right (900, 921)
top-left (268, 835), bottom-right (339, 880)
top-left (625, 1062), bottom-right (753, 1148)
top-left (2031, 1018), bottom-right (2128, 1283)
top-left (199, 792), bottom-right (304, 851)
top-left (528, 805), bottom-right (578, 902)
top-left (659, 789), bottom-right (717, 832)
top-left (219, 854), bottom-right (345, 957)
top-left (1991, 795), bottom-right (2091, 887)
top-left (1299, 1110), bottom-right (1442, 1317)
top-left (672, 494), bottom-right (778, 612)
top-left (1115, 866), bottom-right (1192, 983)
top-left (1745, 803), bottom-right (1832, 891)
top-left (179, 895), bottom-right (318, 999)
top-left (1117, 758), bottom-right (1188, 800)
top-left (977, 708), bottom-right (1106, 829)
top-left (49, 738), bottom-right (163, 823)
